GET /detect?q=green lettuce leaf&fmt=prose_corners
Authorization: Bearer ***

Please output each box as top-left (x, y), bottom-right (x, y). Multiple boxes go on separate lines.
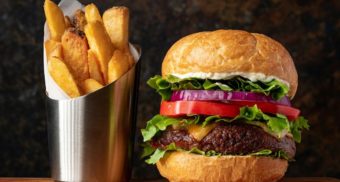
top-left (233, 106), bottom-right (309, 142)
top-left (145, 143), bottom-right (177, 164)
top-left (248, 149), bottom-right (272, 156)
top-left (145, 148), bottom-right (166, 164)
top-left (144, 143), bottom-right (223, 164)
top-left (141, 106), bottom-right (309, 143)
top-left (248, 149), bottom-right (290, 160)
top-left (141, 115), bottom-right (200, 142)
top-left (141, 115), bottom-right (179, 142)
top-left (202, 79), bottom-right (233, 91)
top-left (143, 143), bottom-right (291, 164)
top-left (275, 150), bottom-right (290, 161)
top-left (147, 75), bottom-right (289, 100)
top-left (234, 106), bottom-right (291, 139)
top-left (141, 143), bottom-right (156, 159)
top-left (290, 116), bottom-right (309, 143)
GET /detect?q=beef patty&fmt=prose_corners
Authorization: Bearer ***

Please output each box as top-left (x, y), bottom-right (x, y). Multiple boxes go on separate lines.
top-left (151, 123), bottom-right (296, 159)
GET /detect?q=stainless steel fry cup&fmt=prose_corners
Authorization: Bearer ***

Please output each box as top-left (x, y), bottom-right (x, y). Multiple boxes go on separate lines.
top-left (47, 56), bottom-right (140, 182)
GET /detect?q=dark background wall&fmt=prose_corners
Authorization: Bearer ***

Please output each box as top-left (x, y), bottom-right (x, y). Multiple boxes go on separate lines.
top-left (0, 0), bottom-right (339, 179)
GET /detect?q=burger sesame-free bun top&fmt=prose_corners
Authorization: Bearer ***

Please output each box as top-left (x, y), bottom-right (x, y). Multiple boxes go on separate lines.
top-left (162, 30), bottom-right (298, 98)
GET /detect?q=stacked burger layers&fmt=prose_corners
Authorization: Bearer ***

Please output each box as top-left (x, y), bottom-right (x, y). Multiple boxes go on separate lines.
top-left (141, 30), bottom-right (309, 182)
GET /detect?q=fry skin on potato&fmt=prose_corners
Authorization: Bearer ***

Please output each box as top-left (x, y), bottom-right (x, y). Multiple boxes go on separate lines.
top-left (84, 3), bottom-right (102, 23)
top-left (88, 50), bottom-right (104, 85)
top-left (84, 21), bottom-right (114, 83)
top-left (48, 57), bottom-right (81, 98)
top-left (108, 50), bottom-right (130, 84)
top-left (44, 2), bottom-right (134, 98)
top-left (64, 16), bottom-right (73, 28)
top-left (44, 0), bottom-right (66, 41)
top-left (126, 51), bottom-right (135, 68)
top-left (44, 39), bottom-right (62, 61)
top-left (103, 7), bottom-right (129, 51)
top-left (73, 10), bottom-right (87, 32)
top-left (82, 78), bottom-right (104, 94)
top-left (61, 28), bottom-right (90, 83)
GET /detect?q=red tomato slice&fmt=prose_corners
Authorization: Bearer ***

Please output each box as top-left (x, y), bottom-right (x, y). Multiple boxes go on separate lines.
top-left (160, 101), bottom-right (241, 118)
top-left (160, 101), bottom-right (300, 120)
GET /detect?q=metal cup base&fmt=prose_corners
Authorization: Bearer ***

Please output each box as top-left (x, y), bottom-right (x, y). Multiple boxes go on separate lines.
top-left (47, 60), bottom-right (140, 182)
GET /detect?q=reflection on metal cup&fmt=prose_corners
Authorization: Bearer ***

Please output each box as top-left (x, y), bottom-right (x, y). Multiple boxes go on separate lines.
top-left (47, 59), bottom-right (140, 182)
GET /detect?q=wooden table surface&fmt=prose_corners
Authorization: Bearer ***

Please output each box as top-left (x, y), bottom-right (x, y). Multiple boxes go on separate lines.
top-left (0, 178), bottom-right (339, 182)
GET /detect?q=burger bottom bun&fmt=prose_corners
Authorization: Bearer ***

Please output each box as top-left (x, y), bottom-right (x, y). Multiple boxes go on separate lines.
top-left (156, 151), bottom-right (288, 182)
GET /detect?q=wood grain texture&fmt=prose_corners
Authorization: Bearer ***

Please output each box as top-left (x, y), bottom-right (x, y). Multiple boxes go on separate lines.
top-left (0, 179), bottom-right (53, 182)
top-left (0, 178), bottom-right (339, 182)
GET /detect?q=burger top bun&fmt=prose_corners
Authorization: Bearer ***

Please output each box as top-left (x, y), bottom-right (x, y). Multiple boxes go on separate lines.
top-left (156, 151), bottom-right (288, 182)
top-left (162, 30), bottom-right (298, 98)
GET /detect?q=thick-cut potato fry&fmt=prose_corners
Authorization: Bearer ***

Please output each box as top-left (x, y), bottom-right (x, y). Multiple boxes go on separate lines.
top-left (44, 0), bottom-right (66, 41)
top-left (44, 2), bottom-right (134, 98)
top-left (73, 10), bottom-right (87, 31)
top-left (84, 21), bottom-right (114, 83)
top-left (48, 57), bottom-right (81, 98)
top-left (61, 28), bottom-right (90, 83)
top-left (64, 16), bottom-right (72, 28)
top-left (82, 78), bottom-right (104, 94)
top-left (108, 50), bottom-right (130, 84)
top-left (103, 7), bottom-right (129, 50)
top-left (88, 50), bottom-right (104, 85)
top-left (44, 39), bottom-right (62, 61)
top-left (84, 4), bottom-right (102, 23)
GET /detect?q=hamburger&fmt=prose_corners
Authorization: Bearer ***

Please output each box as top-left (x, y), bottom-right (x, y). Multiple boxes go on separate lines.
top-left (141, 30), bottom-right (309, 182)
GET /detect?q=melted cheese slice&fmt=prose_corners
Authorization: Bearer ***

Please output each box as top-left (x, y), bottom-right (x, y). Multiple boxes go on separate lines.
top-left (187, 124), bottom-right (217, 141)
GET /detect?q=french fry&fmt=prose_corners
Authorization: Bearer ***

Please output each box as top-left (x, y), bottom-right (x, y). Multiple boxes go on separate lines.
top-left (88, 50), bottom-right (104, 85)
top-left (84, 4), bottom-right (102, 23)
top-left (84, 21), bottom-right (114, 83)
top-left (126, 51), bottom-right (135, 68)
top-left (103, 7), bottom-right (129, 51)
top-left (61, 28), bottom-right (90, 83)
top-left (48, 57), bottom-right (81, 98)
top-left (44, 0), bottom-right (66, 41)
top-left (73, 10), bottom-right (87, 31)
top-left (44, 2), bottom-right (135, 98)
top-left (108, 50), bottom-right (130, 84)
top-left (44, 39), bottom-right (62, 61)
top-left (82, 78), bottom-right (104, 94)
top-left (64, 16), bottom-right (72, 28)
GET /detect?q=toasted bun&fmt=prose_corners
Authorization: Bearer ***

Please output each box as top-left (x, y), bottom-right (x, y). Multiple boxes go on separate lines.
top-left (156, 152), bottom-right (288, 182)
top-left (162, 30), bottom-right (298, 97)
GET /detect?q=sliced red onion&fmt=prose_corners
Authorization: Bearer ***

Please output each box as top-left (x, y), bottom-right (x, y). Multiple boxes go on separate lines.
top-left (170, 90), bottom-right (291, 106)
